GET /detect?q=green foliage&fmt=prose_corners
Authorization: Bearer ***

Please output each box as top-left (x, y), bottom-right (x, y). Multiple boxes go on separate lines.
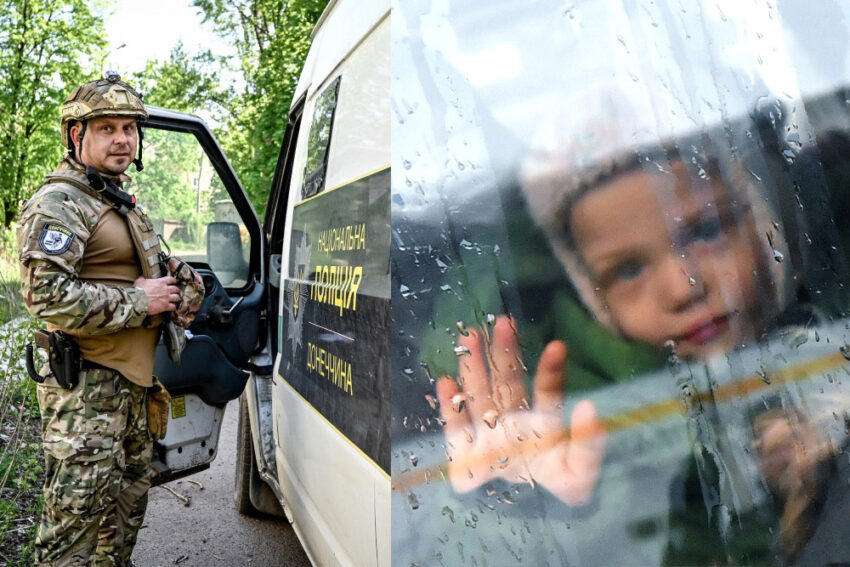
top-left (129, 41), bottom-right (232, 119)
top-left (133, 130), bottom-right (205, 219)
top-left (0, 0), bottom-right (109, 227)
top-left (128, 128), bottom-right (218, 254)
top-left (0, 0), bottom-right (325, 229)
top-left (193, 0), bottom-right (328, 217)
top-left (0, 286), bottom-right (43, 565)
top-left (0, 221), bottom-right (43, 561)
top-left (0, 224), bottom-right (28, 323)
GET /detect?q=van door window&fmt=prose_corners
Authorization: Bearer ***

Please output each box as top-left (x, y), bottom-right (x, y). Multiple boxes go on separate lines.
top-left (392, 1), bottom-right (850, 566)
top-left (130, 128), bottom-right (252, 288)
top-left (301, 76), bottom-right (342, 199)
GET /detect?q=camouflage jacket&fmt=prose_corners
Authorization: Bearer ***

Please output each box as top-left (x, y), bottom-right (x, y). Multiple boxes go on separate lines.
top-left (17, 158), bottom-right (149, 334)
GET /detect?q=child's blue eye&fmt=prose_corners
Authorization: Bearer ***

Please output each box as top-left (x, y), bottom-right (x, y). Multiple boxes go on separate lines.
top-left (692, 217), bottom-right (723, 243)
top-left (613, 259), bottom-right (644, 282)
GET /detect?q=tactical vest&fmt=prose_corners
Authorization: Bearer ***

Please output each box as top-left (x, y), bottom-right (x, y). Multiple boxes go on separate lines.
top-left (43, 163), bottom-right (190, 370)
top-left (45, 166), bottom-right (170, 336)
top-left (44, 168), bottom-right (166, 281)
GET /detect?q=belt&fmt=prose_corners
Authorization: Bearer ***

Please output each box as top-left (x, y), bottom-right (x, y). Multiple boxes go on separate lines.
top-left (34, 330), bottom-right (112, 372)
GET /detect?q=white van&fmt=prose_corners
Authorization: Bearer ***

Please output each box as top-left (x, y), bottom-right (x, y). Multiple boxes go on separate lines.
top-left (126, 1), bottom-right (390, 565)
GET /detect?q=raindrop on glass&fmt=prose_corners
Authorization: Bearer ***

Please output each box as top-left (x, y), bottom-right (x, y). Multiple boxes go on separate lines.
top-left (454, 345), bottom-right (471, 357)
top-left (441, 506), bottom-right (455, 523)
top-left (452, 393), bottom-right (467, 413)
top-left (408, 492), bottom-right (420, 510)
top-left (514, 354), bottom-right (528, 372)
top-left (787, 331), bottom-right (808, 349)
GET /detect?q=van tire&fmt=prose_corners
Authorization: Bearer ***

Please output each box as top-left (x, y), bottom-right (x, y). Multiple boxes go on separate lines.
top-left (235, 393), bottom-right (285, 517)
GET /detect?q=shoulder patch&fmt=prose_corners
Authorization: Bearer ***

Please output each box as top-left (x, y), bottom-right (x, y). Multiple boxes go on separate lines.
top-left (39, 223), bottom-right (75, 255)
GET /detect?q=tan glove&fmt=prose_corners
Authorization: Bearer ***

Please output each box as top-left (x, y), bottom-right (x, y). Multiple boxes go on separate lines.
top-left (147, 378), bottom-right (171, 440)
top-left (166, 256), bottom-right (205, 328)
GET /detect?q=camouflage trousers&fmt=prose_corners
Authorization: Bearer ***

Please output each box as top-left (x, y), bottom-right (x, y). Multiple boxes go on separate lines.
top-left (34, 367), bottom-right (153, 567)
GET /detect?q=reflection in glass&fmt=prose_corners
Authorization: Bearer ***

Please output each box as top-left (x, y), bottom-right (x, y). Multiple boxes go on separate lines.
top-left (392, 0), bottom-right (850, 565)
top-left (302, 77), bottom-right (342, 198)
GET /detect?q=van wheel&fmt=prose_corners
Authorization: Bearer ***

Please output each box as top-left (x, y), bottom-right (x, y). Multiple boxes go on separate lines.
top-left (235, 393), bottom-right (285, 517)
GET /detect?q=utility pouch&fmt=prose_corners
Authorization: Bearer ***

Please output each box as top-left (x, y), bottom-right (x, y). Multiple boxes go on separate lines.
top-left (48, 330), bottom-right (82, 390)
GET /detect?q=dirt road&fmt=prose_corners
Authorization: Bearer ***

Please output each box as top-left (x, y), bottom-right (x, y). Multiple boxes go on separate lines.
top-left (132, 399), bottom-right (311, 566)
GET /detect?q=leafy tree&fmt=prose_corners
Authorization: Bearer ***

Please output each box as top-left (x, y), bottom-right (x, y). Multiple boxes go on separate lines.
top-left (132, 130), bottom-right (203, 216)
top-left (192, 0), bottom-right (328, 217)
top-left (0, 0), bottom-right (108, 227)
top-left (129, 42), bottom-right (232, 118)
top-left (124, 44), bottom-right (235, 248)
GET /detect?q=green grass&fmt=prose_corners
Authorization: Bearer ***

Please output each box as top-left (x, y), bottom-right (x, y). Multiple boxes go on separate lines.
top-left (0, 223), bottom-right (43, 566)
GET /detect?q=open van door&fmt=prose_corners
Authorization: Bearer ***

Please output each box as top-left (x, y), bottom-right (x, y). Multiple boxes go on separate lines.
top-left (129, 106), bottom-right (265, 483)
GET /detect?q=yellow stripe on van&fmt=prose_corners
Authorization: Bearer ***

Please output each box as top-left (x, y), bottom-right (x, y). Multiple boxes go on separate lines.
top-left (392, 350), bottom-right (849, 493)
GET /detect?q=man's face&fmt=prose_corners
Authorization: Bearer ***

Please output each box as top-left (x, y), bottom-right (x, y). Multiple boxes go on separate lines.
top-left (71, 116), bottom-right (138, 175)
top-left (570, 160), bottom-right (763, 360)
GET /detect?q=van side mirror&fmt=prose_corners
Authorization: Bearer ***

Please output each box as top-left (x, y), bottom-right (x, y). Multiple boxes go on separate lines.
top-left (206, 222), bottom-right (246, 286)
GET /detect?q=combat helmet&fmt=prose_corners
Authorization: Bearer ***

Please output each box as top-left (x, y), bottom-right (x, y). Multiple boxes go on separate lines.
top-left (61, 71), bottom-right (148, 170)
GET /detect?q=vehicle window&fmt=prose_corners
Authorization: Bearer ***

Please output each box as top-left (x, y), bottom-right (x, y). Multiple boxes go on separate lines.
top-left (301, 76), bottom-right (342, 199)
top-left (392, 1), bottom-right (850, 565)
top-left (130, 128), bottom-right (251, 288)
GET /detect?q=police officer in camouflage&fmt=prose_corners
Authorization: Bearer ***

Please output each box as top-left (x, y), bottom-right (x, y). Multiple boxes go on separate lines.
top-left (17, 73), bottom-right (202, 566)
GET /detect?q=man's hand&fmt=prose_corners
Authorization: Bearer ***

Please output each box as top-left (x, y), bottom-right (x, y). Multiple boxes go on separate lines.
top-left (436, 316), bottom-right (607, 506)
top-left (134, 275), bottom-right (180, 315)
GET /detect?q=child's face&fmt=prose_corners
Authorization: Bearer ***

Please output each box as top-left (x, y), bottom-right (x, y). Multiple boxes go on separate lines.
top-left (570, 160), bottom-right (763, 360)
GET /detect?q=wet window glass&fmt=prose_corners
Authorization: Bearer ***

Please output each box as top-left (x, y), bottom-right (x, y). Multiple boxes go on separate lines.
top-left (130, 128), bottom-right (251, 288)
top-left (302, 76), bottom-right (342, 198)
top-left (392, 1), bottom-right (850, 565)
